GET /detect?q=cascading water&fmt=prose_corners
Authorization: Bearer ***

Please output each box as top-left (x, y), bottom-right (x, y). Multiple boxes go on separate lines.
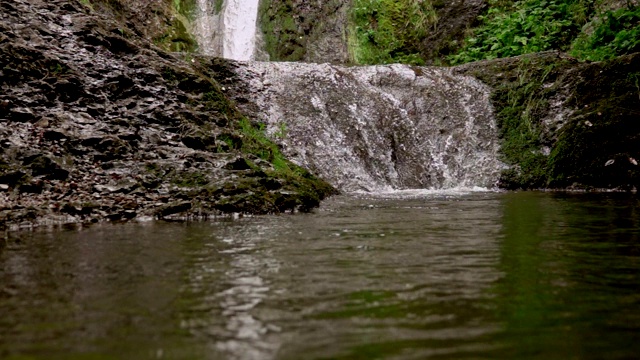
top-left (194, 3), bottom-right (504, 192)
top-left (193, 0), bottom-right (260, 61)
top-left (222, 0), bottom-right (260, 61)
top-left (215, 61), bottom-right (505, 192)
top-left (193, 0), bottom-right (220, 56)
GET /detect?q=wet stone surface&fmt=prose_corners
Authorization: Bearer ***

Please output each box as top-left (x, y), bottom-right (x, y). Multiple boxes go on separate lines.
top-left (0, 0), bottom-right (334, 231)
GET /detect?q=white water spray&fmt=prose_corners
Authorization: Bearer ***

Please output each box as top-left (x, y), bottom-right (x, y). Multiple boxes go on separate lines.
top-left (193, 0), bottom-right (219, 56)
top-left (222, 0), bottom-right (260, 61)
top-left (193, 0), bottom-right (260, 61)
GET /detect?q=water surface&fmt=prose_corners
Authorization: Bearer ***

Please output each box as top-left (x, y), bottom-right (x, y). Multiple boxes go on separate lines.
top-left (1, 192), bottom-right (639, 359)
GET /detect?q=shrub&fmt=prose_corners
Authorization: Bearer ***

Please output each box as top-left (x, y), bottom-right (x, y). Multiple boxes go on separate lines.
top-left (570, 7), bottom-right (640, 61)
top-left (449, 0), bottom-right (593, 64)
top-left (350, 0), bottom-right (438, 65)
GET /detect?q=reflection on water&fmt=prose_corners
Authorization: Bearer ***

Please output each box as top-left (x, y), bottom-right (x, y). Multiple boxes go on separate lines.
top-left (1, 192), bottom-right (639, 359)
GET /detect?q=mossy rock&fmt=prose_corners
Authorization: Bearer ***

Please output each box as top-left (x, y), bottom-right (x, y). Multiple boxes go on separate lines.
top-left (457, 51), bottom-right (640, 190)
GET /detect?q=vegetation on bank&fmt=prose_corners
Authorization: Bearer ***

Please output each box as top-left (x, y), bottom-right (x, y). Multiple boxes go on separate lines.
top-left (462, 54), bottom-right (576, 188)
top-left (571, 6), bottom-right (640, 61)
top-left (460, 52), bottom-right (640, 190)
top-left (349, 0), bottom-right (437, 65)
top-left (443, 0), bottom-right (640, 189)
top-left (345, 0), bottom-right (640, 66)
top-left (450, 0), bottom-right (640, 64)
top-left (449, 0), bottom-right (593, 64)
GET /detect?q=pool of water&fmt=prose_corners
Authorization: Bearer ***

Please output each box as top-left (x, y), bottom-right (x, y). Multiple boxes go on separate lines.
top-left (1, 192), bottom-right (639, 359)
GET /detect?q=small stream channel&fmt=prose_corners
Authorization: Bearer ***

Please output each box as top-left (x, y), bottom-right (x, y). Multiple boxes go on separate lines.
top-left (1, 191), bottom-right (639, 359)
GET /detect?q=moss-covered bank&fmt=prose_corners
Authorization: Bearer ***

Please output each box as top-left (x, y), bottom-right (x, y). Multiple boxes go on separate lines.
top-left (456, 51), bottom-right (640, 190)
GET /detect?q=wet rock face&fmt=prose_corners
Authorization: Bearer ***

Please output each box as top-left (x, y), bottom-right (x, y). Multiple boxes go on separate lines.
top-left (213, 59), bottom-right (503, 192)
top-left (258, 0), bottom-right (351, 63)
top-left (0, 0), bottom-right (334, 230)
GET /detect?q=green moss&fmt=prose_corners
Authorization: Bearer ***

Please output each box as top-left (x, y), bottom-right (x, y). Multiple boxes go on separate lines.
top-left (214, 0), bottom-right (224, 14)
top-left (464, 53), bottom-right (576, 189)
top-left (173, 0), bottom-right (197, 18)
top-left (153, 18), bottom-right (197, 53)
top-left (172, 171), bottom-right (209, 188)
top-left (258, 0), bottom-right (307, 61)
top-left (232, 117), bottom-right (336, 207)
top-left (203, 90), bottom-right (232, 113)
top-left (238, 118), bottom-right (292, 174)
top-left (152, 0), bottom-right (198, 52)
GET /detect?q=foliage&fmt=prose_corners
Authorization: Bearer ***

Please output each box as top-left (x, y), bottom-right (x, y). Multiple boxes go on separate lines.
top-left (449, 0), bottom-right (593, 64)
top-left (238, 118), bottom-right (292, 174)
top-left (570, 6), bottom-right (640, 61)
top-left (350, 0), bottom-right (438, 65)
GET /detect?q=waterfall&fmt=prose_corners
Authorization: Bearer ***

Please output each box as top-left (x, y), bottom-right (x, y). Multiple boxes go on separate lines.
top-left (192, 2), bottom-right (504, 192)
top-left (215, 61), bottom-right (505, 192)
top-left (193, 0), bottom-right (260, 61)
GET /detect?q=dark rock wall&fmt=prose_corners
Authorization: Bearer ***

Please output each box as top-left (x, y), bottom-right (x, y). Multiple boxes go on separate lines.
top-left (423, 0), bottom-right (487, 61)
top-left (0, 0), bottom-right (334, 230)
top-left (258, 0), bottom-right (351, 63)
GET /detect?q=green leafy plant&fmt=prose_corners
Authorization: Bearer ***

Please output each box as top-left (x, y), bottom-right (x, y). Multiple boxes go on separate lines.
top-left (449, 0), bottom-right (593, 64)
top-left (350, 0), bottom-right (438, 65)
top-left (273, 122), bottom-right (288, 139)
top-left (570, 7), bottom-right (640, 61)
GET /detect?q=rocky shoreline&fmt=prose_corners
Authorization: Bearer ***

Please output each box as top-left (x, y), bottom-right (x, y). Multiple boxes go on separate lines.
top-left (0, 0), bottom-right (336, 231)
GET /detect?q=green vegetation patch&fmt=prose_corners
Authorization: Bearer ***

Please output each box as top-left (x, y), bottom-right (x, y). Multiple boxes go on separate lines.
top-left (570, 6), bottom-right (640, 61)
top-left (235, 117), bottom-right (336, 208)
top-left (450, 0), bottom-right (594, 65)
top-left (467, 54), bottom-right (576, 188)
top-left (350, 0), bottom-right (438, 65)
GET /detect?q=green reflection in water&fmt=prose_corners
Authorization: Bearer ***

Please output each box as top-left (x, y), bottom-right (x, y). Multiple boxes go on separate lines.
top-left (492, 192), bottom-right (640, 359)
top-left (1, 193), bottom-right (639, 359)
